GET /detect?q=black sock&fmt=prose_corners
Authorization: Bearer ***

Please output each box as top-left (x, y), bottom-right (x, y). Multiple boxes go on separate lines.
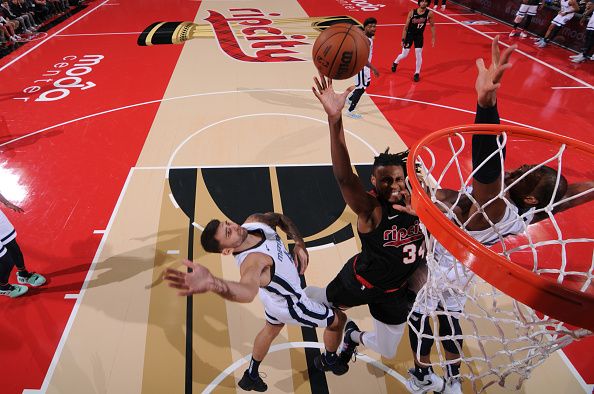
top-left (446, 363), bottom-right (460, 378)
top-left (413, 365), bottom-right (431, 380)
top-left (248, 357), bottom-right (262, 379)
top-left (0, 283), bottom-right (12, 290)
top-left (18, 269), bottom-right (30, 277)
top-left (324, 350), bottom-right (338, 364)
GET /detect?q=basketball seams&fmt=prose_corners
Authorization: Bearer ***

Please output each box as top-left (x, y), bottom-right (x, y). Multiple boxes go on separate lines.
top-left (328, 24), bottom-right (354, 79)
top-left (313, 24), bottom-right (368, 80)
top-left (312, 27), bottom-right (352, 74)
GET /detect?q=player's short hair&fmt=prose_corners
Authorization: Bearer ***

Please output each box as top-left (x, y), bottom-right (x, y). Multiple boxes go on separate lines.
top-left (201, 219), bottom-right (222, 253)
top-left (373, 148), bottom-right (409, 178)
top-left (510, 166), bottom-right (568, 209)
top-left (363, 17), bottom-right (377, 27)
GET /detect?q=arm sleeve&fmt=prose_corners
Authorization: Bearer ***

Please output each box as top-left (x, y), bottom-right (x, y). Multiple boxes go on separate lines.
top-left (472, 103), bottom-right (505, 184)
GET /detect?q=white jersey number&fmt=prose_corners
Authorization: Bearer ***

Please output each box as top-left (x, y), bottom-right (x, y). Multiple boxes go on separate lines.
top-left (403, 242), bottom-right (426, 264)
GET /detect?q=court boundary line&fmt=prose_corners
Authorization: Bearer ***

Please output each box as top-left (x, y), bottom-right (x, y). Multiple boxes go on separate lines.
top-left (416, 0), bottom-right (594, 89)
top-left (0, 0), bottom-right (109, 73)
top-left (22, 167), bottom-right (135, 394)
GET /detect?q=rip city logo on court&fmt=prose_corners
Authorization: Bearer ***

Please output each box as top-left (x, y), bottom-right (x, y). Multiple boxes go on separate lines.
top-left (14, 55), bottom-right (104, 103)
top-left (204, 8), bottom-right (362, 62)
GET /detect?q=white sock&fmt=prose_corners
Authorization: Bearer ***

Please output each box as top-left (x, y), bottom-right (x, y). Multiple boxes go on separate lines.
top-left (415, 48), bottom-right (423, 74)
top-left (395, 48), bottom-right (410, 64)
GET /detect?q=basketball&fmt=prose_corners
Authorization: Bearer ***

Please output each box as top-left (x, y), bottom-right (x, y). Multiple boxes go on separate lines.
top-left (312, 23), bottom-right (370, 80)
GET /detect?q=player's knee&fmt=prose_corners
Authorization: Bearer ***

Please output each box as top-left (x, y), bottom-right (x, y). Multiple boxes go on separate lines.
top-left (437, 314), bottom-right (463, 354)
top-left (408, 312), bottom-right (434, 356)
top-left (328, 308), bottom-right (346, 331)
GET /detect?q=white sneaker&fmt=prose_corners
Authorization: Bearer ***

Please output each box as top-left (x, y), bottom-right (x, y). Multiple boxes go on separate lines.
top-left (443, 377), bottom-right (463, 394)
top-left (405, 370), bottom-right (445, 394)
top-left (433, 5), bottom-right (437, 9)
top-left (509, 29), bottom-right (519, 37)
top-left (571, 53), bottom-right (586, 63)
top-left (535, 39), bottom-right (547, 48)
top-left (441, 4), bottom-right (446, 10)
top-left (590, 55), bottom-right (594, 60)
top-left (570, 53), bottom-right (582, 59)
top-left (345, 110), bottom-right (362, 119)
top-left (520, 31), bottom-right (528, 38)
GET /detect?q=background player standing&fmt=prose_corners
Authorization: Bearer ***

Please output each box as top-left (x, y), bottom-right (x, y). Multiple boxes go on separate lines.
top-left (535, 0), bottom-right (579, 48)
top-left (391, 0), bottom-right (436, 82)
top-left (346, 17), bottom-right (380, 120)
top-left (509, 0), bottom-right (543, 38)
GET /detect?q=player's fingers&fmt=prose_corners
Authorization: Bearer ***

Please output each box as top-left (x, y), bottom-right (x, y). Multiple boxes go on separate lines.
top-left (500, 44), bottom-right (517, 65)
top-left (328, 77), bottom-right (333, 88)
top-left (392, 204), bottom-right (408, 212)
top-left (475, 58), bottom-right (486, 72)
top-left (182, 259), bottom-right (195, 269)
top-left (178, 290), bottom-right (193, 296)
top-left (164, 268), bottom-right (184, 278)
top-left (314, 76), bottom-right (323, 93)
top-left (492, 36), bottom-right (500, 64)
top-left (345, 85), bottom-right (356, 95)
top-left (168, 282), bottom-right (188, 290)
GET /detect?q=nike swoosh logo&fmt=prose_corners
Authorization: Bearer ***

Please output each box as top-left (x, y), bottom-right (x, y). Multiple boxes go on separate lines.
top-left (388, 214), bottom-right (399, 220)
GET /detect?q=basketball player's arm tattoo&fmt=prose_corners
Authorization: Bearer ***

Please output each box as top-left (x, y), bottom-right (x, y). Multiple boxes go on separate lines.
top-left (248, 212), bottom-right (305, 245)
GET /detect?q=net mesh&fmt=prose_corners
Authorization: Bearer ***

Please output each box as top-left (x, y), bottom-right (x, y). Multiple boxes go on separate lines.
top-left (408, 128), bottom-right (593, 392)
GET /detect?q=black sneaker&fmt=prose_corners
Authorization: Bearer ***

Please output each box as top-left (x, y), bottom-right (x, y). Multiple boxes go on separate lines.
top-left (413, 73), bottom-right (420, 82)
top-left (238, 370), bottom-right (267, 392)
top-left (391, 62), bottom-right (398, 72)
top-left (314, 353), bottom-right (349, 376)
top-left (338, 320), bottom-right (360, 365)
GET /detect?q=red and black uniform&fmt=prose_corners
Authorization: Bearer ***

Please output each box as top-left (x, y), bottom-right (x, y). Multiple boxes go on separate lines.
top-left (326, 194), bottom-right (425, 324)
top-left (403, 8), bottom-right (429, 49)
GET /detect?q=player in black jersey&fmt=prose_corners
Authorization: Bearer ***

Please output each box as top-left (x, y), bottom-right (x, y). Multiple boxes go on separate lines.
top-left (311, 75), bottom-right (426, 365)
top-left (391, 0), bottom-right (435, 82)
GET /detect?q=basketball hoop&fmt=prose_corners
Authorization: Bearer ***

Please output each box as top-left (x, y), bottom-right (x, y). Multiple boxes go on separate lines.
top-left (406, 124), bottom-right (593, 391)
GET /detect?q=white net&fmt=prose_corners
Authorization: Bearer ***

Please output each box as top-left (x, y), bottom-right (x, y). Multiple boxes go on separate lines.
top-left (407, 128), bottom-right (594, 392)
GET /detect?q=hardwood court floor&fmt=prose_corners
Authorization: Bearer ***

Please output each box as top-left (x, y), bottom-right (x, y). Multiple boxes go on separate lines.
top-left (0, 0), bottom-right (592, 393)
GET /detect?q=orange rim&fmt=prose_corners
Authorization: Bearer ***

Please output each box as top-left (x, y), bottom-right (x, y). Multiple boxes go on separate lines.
top-left (407, 124), bottom-right (594, 331)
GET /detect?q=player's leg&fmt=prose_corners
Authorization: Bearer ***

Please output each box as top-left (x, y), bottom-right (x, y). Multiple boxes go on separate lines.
top-left (510, 4), bottom-right (528, 37)
top-left (238, 321), bottom-right (284, 392)
top-left (0, 241), bottom-right (27, 298)
top-left (571, 23), bottom-right (594, 62)
top-left (392, 35), bottom-right (413, 72)
top-left (4, 239), bottom-right (46, 286)
top-left (413, 34), bottom-right (424, 82)
top-left (406, 311), bottom-right (445, 394)
top-left (314, 306), bottom-right (349, 375)
top-left (437, 313), bottom-right (464, 394)
top-left (520, 5), bottom-right (538, 37)
top-left (441, 0), bottom-right (446, 11)
top-left (347, 68), bottom-right (369, 118)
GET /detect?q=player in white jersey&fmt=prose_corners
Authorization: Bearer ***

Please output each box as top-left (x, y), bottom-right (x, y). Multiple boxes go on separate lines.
top-left (164, 212), bottom-right (347, 392)
top-left (509, 0), bottom-right (543, 38)
top-left (345, 17), bottom-right (379, 120)
top-left (570, 0), bottom-right (594, 62)
top-left (0, 192), bottom-right (46, 298)
top-left (402, 37), bottom-right (594, 394)
top-left (535, 0), bottom-right (579, 47)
